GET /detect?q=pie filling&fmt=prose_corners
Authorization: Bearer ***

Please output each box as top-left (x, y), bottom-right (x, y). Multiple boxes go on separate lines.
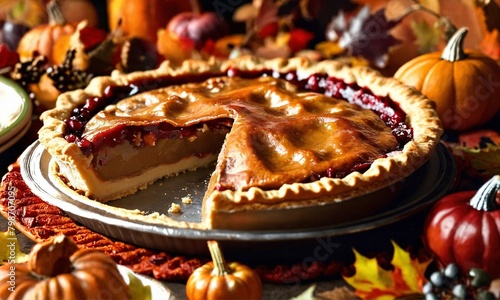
top-left (62, 70), bottom-right (412, 192)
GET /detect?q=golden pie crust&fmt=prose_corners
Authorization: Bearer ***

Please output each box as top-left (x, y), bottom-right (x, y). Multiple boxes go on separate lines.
top-left (38, 56), bottom-right (443, 230)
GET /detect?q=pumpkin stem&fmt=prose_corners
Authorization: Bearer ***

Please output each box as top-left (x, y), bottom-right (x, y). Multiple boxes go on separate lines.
top-left (46, 0), bottom-right (66, 25)
top-left (441, 27), bottom-right (468, 62)
top-left (207, 240), bottom-right (230, 276)
top-left (469, 175), bottom-right (500, 212)
top-left (28, 235), bottom-right (79, 278)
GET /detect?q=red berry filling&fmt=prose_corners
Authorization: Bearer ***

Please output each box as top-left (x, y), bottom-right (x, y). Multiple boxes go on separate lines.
top-left (63, 69), bottom-right (412, 164)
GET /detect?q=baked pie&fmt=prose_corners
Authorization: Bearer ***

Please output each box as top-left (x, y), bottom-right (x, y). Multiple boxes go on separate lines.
top-left (38, 56), bottom-right (442, 230)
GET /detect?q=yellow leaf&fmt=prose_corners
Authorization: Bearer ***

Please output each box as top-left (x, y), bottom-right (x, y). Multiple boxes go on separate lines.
top-left (276, 32), bottom-right (291, 47)
top-left (419, 0), bottom-right (440, 13)
top-left (0, 231), bottom-right (28, 265)
top-left (390, 241), bottom-right (429, 293)
top-left (343, 241), bottom-right (431, 299)
top-left (315, 41), bottom-right (344, 58)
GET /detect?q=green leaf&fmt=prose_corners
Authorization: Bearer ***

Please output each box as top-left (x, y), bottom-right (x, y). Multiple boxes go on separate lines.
top-left (291, 284), bottom-right (318, 300)
top-left (127, 271), bottom-right (152, 300)
top-left (0, 230), bottom-right (28, 265)
top-left (410, 20), bottom-right (441, 54)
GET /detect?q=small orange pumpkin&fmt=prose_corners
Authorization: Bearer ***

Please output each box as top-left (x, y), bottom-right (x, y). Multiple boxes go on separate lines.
top-left (394, 27), bottom-right (500, 131)
top-left (17, 0), bottom-right (76, 64)
top-left (0, 235), bottom-right (131, 299)
top-left (186, 241), bottom-right (263, 300)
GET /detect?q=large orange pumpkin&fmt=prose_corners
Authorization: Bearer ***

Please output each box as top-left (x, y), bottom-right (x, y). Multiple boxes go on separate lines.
top-left (394, 27), bottom-right (500, 131)
top-left (107, 0), bottom-right (193, 43)
top-left (17, 0), bottom-right (77, 64)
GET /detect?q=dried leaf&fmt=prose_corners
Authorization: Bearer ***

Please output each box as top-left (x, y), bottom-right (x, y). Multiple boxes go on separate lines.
top-left (343, 241), bottom-right (431, 299)
top-left (478, 0), bottom-right (500, 32)
top-left (255, 37), bottom-right (291, 59)
top-left (288, 28), bottom-right (314, 53)
top-left (255, 0), bottom-right (279, 32)
top-left (290, 284), bottom-right (317, 300)
top-left (352, 0), bottom-right (389, 9)
top-left (419, 0), bottom-right (440, 14)
top-left (277, 0), bottom-right (301, 17)
top-left (316, 286), bottom-right (358, 299)
top-left (481, 28), bottom-right (500, 60)
top-left (315, 41), bottom-right (344, 58)
top-left (0, 230), bottom-right (28, 265)
top-left (385, 0), bottom-right (417, 21)
top-left (233, 3), bottom-right (258, 22)
top-left (326, 6), bottom-right (402, 68)
top-left (410, 20), bottom-right (441, 54)
top-left (459, 143), bottom-right (500, 178)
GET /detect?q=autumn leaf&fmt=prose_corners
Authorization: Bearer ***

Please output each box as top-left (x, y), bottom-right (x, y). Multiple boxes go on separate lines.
top-left (475, 0), bottom-right (500, 59)
top-left (287, 28), bottom-right (315, 53)
top-left (459, 143), bottom-right (500, 179)
top-left (290, 284), bottom-right (317, 300)
top-left (316, 286), bottom-right (358, 299)
top-left (343, 241), bottom-right (431, 299)
top-left (476, 0), bottom-right (500, 32)
top-left (410, 19), bottom-right (441, 54)
top-left (315, 41), bottom-right (344, 58)
top-left (326, 6), bottom-right (402, 68)
top-left (125, 269), bottom-right (152, 300)
top-left (254, 0), bottom-right (279, 35)
top-left (0, 230), bottom-right (28, 265)
top-left (481, 29), bottom-right (500, 60)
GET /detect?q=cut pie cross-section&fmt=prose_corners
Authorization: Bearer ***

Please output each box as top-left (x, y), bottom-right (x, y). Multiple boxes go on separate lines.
top-left (38, 56), bottom-right (442, 230)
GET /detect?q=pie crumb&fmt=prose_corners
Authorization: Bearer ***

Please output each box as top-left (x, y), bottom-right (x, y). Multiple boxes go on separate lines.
top-left (181, 197), bottom-right (192, 204)
top-left (168, 203), bottom-right (181, 213)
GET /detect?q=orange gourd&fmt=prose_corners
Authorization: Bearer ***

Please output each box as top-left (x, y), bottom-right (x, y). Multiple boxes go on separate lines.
top-left (107, 0), bottom-right (192, 43)
top-left (394, 27), bottom-right (500, 131)
top-left (186, 241), bottom-right (263, 300)
top-left (17, 0), bottom-right (76, 64)
top-left (0, 235), bottom-right (131, 299)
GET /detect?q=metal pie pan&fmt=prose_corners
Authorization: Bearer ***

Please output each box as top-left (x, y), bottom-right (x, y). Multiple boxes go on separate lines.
top-left (21, 141), bottom-right (456, 260)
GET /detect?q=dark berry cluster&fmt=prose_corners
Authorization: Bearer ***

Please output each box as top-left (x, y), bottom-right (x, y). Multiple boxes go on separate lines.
top-left (422, 263), bottom-right (495, 300)
top-left (10, 54), bottom-right (47, 88)
top-left (47, 49), bottom-right (91, 92)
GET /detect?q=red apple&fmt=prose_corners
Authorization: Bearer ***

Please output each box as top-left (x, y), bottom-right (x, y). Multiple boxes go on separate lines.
top-left (167, 12), bottom-right (228, 50)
